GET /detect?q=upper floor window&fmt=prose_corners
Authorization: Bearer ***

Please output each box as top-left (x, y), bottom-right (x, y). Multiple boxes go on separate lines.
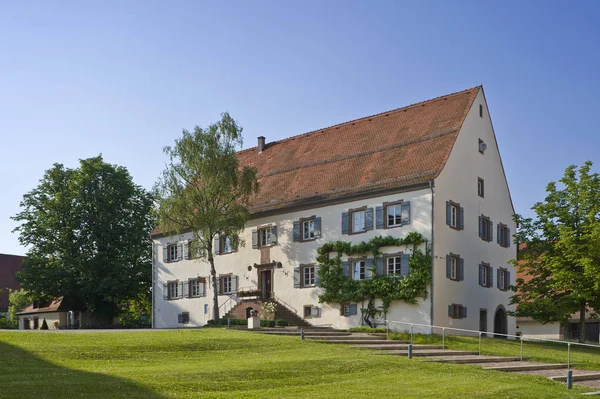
top-left (497, 268), bottom-right (510, 291)
top-left (222, 236), bottom-right (232, 253)
top-left (379, 201), bottom-right (410, 229)
top-left (168, 281), bottom-right (179, 300)
top-left (293, 216), bottom-right (322, 242)
top-left (342, 208), bottom-right (373, 235)
top-left (220, 275), bottom-right (232, 294)
top-left (189, 278), bottom-right (205, 298)
top-left (479, 104), bottom-right (483, 118)
top-left (214, 235), bottom-right (237, 255)
top-left (479, 215), bottom-right (493, 242)
top-left (446, 201), bottom-right (464, 230)
top-left (446, 254), bottom-right (463, 281)
top-left (163, 243), bottom-right (183, 263)
top-left (478, 178), bottom-right (485, 198)
top-left (352, 209), bottom-right (366, 233)
top-left (387, 256), bottom-right (402, 275)
top-left (478, 138), bottom-right (487, 154)
top-left (352, 260), bottom-right (366, 280)
top-left (302, 264), bottom-right (315, 287)
top-left (497, 223), bottom-right (511, 248)
top-left (252, 226), bottom-right (277, 248)
top-left (479, 263), bottom-right (493, 288)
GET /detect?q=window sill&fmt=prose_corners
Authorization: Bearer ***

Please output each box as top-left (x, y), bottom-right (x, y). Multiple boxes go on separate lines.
top-left (348, 230), bottom-right (367, 236)
top-left (299, 284), bottom-right (317, 289)
top-left (300, 238), bottom-right (318, 242)
top-left (384, 224), bottom-right (405, 230)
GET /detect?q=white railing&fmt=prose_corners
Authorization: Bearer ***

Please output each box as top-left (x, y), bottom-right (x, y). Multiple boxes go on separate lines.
top-left (385, 319), bottom-right (600, 369)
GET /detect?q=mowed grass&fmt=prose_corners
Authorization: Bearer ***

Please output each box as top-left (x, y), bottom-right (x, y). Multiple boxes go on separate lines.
top-left (384, 331), bottom-right (600, 371)
top-left (0, 329), bottom-right (594, 399)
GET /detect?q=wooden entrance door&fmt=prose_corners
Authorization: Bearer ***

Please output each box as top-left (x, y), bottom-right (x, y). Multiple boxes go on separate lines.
top-left (260, 270), bottom-right (272, 300)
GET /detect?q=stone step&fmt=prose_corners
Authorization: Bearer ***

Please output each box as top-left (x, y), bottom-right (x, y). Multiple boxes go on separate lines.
top-left (320, 339), bottom-right (402, 345)
top-left (425, 356), bottom-right (522, 364)
top-left (483, 363), bottom-right (571, 372)
top-left (369, 345), bottom-right (445, 353)
top-left (550, 373), bottom-right (600, 382)
top-left (377, 350), bottom-right (480, 357)
top-left (258, 331), bottom-right (352, 336)
top-left (306, 335), bottom-right (386, 341)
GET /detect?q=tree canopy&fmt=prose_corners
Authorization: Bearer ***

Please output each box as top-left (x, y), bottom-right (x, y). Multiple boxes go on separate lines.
top-left (510, 161), bottom-right (600, 342)
top-left (154, 112), bottom-right (259, 320)
top-left (12, 156), bottom-right (154, 321)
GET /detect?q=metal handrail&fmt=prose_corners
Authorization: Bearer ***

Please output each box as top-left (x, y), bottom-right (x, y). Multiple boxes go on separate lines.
top-left (271, 294), bottom-right (298, 314)
top-left (385, 319), bottom-right (600, 369)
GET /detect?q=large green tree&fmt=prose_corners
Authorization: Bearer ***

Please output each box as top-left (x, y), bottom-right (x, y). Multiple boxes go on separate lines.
top-left (511, 161), bottom-right (600, 343)
top-left (12, 156), bottom-right (154, 321)
top-left (154, 113), bottom-right (259, 321)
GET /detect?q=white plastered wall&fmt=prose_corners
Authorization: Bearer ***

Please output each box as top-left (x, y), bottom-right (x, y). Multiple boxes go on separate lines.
top-left (433, 88), bottom-right (517, 335)
top-left (153, 189), bottom-right (433, 329)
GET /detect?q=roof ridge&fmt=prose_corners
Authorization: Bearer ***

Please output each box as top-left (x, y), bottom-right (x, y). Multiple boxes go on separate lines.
top-left (238, 85), bottom-right (481, 154)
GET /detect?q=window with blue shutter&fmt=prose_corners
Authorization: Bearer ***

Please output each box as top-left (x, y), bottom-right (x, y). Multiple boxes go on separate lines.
top-left (293, 267), bottom-right (301, 288)
top-left (376, 206), bottom-right (384, 229)
top-left (252, 229), bottom-right (258, 248)
top-left (345, 207), bottom-right (373, 234)
top-left (446, 201), bottom-right (464, 230)
top-left (341, 261), bottom-right (350, 277)
top-left (293, 221), bottom-right (301, 242)
top-left (479, 263), bottom-right (493, 288)
top-left (382, 201), bottom-right (412, 228)
top-left (479, 215), bottom-right (492, 242)
top-left (401, 254), bottom-right (410, 276)
top-left (498, 223), bottom-right (511, 248)
top-left (446, 254), bottom-right (461, 281)
top-left (214, 236), bottom-right (221, 255)
top-left (375, 258), bottom-right (384, 276)
top-left (449, 304), bottom-right (467, 319)
top-left (254, 225), bottom-right (277, 248)
top-left (295, 216), bottom-right (321, 242)
top-left (342, 212), bottom-right (350, 234)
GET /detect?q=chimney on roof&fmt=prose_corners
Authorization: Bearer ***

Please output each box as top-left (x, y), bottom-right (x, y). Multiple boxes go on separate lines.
top-left (257, 136), bottom-right (266, 153)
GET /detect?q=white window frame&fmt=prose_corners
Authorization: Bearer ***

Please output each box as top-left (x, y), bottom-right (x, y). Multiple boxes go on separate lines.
top-left (222, 236), bottom-right (232, 254)
top-left (352, 210), bottom-right (366, 233)
top-left (190, 279), bottom-right (203, 297)
top-left (302, 219), bottom-right (315, 240)
top-left (353, 260), bottom-right (366, 280)
top-left (387, 204), bottom-right (402, 227)
top-left (387, 256), bottom-right (402, 275)
top-left (168, 281), bottom-right (179, 299)
top-left (450, 204), bottom-right (458, 228)
top-left (450, 256), bottom-right (458, 280)
top-left (222, 275), bottom-right (232, 294)
top-left (480, 265), bottom-right (488, 287)
top-left (302, 265), bottom-right (315, 287)
top-left (168, 244), bottom-right (178, 262)
top-left (499, 269), bottom-right (506, 290)
top-left (259, 227), bottom-right (272, 247)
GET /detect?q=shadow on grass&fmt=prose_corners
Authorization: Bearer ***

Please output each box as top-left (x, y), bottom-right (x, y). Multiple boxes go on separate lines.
top-left (0, 342), bottom-right (165, 399)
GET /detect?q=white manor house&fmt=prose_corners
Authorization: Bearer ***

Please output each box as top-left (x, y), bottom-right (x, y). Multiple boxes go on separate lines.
top-left (151, 86), bottom-right (516, 334)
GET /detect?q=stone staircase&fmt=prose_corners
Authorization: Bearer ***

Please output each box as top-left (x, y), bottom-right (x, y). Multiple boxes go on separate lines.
top-left (251, 327), bottom-right (600, 393)
top-left (222, 298), bottom-right (312, 327)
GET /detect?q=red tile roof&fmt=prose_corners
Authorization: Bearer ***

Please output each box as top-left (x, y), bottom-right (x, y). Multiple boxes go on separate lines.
top-left (238, 87), bottom-right (479, 213)
top-left (17, 296), bottom-right (82, 315)
top-left (0, 254), bottom-right (24, 312)
top-left (152, 87), bottom-right (479, 235)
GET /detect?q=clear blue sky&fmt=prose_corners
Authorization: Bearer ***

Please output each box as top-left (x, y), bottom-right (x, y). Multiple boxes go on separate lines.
top-left (1, 1), bottom-right (599, 256)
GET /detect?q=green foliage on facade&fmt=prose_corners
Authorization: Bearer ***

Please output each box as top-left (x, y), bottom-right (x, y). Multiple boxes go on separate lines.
top-left (316, 232), bottom-right (432, 313)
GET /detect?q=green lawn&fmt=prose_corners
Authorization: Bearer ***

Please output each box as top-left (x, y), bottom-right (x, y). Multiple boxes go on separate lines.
top-left (0, 329), bottom-right (594, 398)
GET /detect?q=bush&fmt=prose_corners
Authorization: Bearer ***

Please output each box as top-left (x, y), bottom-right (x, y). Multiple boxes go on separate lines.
top-left (0, 316), bottom-right (17, 329)
top-left (52, 321), bottom-right (59, 329)
top-left (40, 319), bottom-right (49, 330)
top-left (275, 320), bottom-right (289, 327)
top-left (206, 318), bottom-right (248, 327)
top-left (260, 320), bottom-right (276, 328)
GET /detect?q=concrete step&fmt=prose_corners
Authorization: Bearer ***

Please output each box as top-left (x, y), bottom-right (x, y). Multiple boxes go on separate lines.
top-left (258, 331), bottom-right (352, 336)
top-left (550, 373), bottom-right (600, 382)
top-left (369, 345), bottom-right (445, 353)
top-left (321, 339), bottom-right (403, 345)
top-left (377, 350), bottom-right (480, 357)
top-left (306, 335), bottom-right (386, 341)
top-left (431, 356), bottom-right (523, 364)
top-left (483, 363), bottom-right (571, 372)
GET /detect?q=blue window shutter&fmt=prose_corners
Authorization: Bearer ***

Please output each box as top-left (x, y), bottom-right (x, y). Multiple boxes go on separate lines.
top-left (293, 267), bottom-right (301, 288)
top-left (364, 258), bottom-right (374, 280)
top-left (446, 256), bottom-right (451, 279)
top-left (375, 258), bottom-right (384, 275)
top-left (489, 266), bottom-right (494, 288)
top-left (462, 307), bottom-right (467, 319)
top-left (252, 230), bottom-right (258, 248)
top-left (479, 264), bottom-right (483, 286)
top-left (162, 247), bottom-right (168, 262)
top-left (459, 258), bottom-right (464, 281)
top-left (231, 276), bottom-right (238, 292)
top-left (401, 202), bottom-right (411, 225)
top-left (446, 201), bottom-right (451, 225)
top-left (341, 212), bottom-right (349, 234)
top-left (183, 280), bottom-right (189, 298)
top-left (489, 221), bottom-right (493, 242)
top-left (506, 271), bottom-right (511, 290)
top-left (178, 281), bottom-right (184, 298)
top-left (314, 217), bottom-right (322, 238)
top-left (448, 305), bottom-right (453, 317)
top-left (163, 283), bottom-right (168, 300)
top-left (177, 243), bottom-right (184, 260)
top-left (271, 226), bottom-right (278, 245)
top-left (183, 241), bottom-right (189, 260)
top-left (376, 206), bottom-right (384, 229)
top-left (365, 208), bottom-right (374, 230)
top-left (507, 228), bottom-right (511, 248)
top-left (315, 265), bottom-right (321, 285)
top-left (401, 254), bottom-right (410, 276)
top-left (459, 207), bottom-right (464, 230)
top-left (341, 261), bottom-right (350, 277)
top-left (497, 224), bottom-right (501, 245)
top-left (479, 216), bottom-right (483, 238)
top-left (214, 237), bottom-right (220, 255)
top-left (293, 221), bottom-right (300, 242)
top-left (204, 304), bottom-right (208, 315)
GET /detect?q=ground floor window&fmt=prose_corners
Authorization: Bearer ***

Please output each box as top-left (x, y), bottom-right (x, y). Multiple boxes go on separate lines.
top-left (178, 312), bottom-right (190, 324)
top-left (448, 304), bottom-right (467, 319)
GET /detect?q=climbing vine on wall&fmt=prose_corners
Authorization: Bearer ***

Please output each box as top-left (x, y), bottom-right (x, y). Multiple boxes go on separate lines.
top-left (316, 232), bottom-right (432, 316)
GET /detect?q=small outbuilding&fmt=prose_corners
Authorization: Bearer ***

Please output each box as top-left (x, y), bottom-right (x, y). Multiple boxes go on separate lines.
top-left (17, 296), bottom-right (89, 330)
